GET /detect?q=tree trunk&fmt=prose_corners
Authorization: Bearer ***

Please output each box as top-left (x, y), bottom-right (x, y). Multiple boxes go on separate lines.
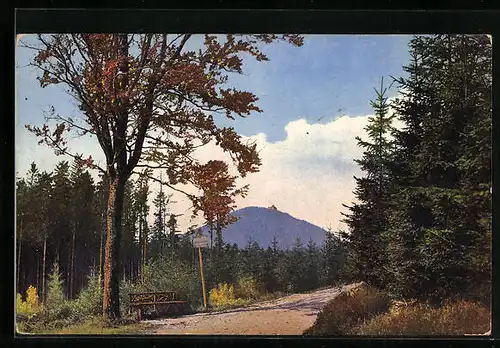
top-left (98, 212), bottom-right (104, 287)
top-left (42, 235), bottom-right (47, 305)
top-left (17, 219), bottom-right (22, 292)
top-left (142, 212), bottom-right (147, 276)
top-left (36, 254), bottom-right (40, 298)
top-left (69, 227), bottom-right (76, 299)
top-left (139, 213), bottom-right (143, 280)
top-left (102, 177), bottom-right (126, 321)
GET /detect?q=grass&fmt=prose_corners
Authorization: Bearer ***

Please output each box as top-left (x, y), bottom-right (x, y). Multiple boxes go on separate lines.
top-left (303, 282), bottom-right (491, 336)
top-left (18, 317), bottom-right (155, 335)
top-left (352, 300), bottom-right (491, 336)
top-left (304, 282), bottom-right (390, 336)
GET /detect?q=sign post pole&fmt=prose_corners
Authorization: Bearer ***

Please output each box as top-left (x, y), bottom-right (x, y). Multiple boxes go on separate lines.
top-left (198, 246), bottom-right (207, 309)
top-left (193, 235), bottom-right (209, 309)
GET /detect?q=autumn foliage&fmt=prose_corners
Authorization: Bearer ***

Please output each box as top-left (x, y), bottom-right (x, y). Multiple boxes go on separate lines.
top-left (23, 33), bottom-right (303, 320)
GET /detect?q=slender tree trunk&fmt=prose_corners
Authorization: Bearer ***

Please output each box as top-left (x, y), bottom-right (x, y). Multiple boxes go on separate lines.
top-left (139, 214), bottom-right (143, 280)
top-left (103, 176), bottom-right (126, 321)
top-left (69, 227), bottom-right (76, 299)
top-left (36, 254), bottom-right (40, 298)
top-left (98, 212), bottom-right (104, 287)
top-left (142, 211), bottom-right (147, 276)
top-left (42, 235), bottom-right (47, 305)
top-left (17, 219), bottom-right (22, 292)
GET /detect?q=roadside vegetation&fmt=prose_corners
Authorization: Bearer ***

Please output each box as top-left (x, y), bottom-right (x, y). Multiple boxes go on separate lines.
top-left (304, 283), bottom-right (490, 336)
top-left (305, 34), bottom-right (491, 336)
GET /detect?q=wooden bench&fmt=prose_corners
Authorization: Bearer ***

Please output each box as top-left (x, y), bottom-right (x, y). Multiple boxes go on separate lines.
top-left (129, 291), bottom-right (186, 321)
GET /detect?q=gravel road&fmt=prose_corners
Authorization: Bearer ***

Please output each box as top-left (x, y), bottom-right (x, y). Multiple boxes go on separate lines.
top-left (148, 282), bottom-right (361, 335)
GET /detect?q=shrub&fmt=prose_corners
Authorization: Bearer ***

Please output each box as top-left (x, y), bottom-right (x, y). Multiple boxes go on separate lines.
top-left (209, 282), bottom-right (235, 307)
top-left (46, 263), bottom-right (65, 310)
top-left (304, 283), bottom-right (390, 336)
top-left (208, 282), bottom-right (251, 310)
top-left (72, 272), bottom-right (103, 318)
top-left (354, 300), bottom-right (490, 336)
top-left (235, 276), bottom-right (262, 300)
top-left (16, 285), bottom-right (42, 328)
top-left (137, 257), bottom-right (202, 309)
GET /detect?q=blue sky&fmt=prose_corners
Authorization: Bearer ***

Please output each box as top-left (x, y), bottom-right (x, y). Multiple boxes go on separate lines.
top-left (16, 34), bottom-right (412, 231)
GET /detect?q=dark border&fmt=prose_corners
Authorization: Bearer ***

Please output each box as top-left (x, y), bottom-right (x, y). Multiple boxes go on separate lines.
top-left (3, 7), bottom-right (499, 348)
top-left (14, 9), bottom-right (500, 34)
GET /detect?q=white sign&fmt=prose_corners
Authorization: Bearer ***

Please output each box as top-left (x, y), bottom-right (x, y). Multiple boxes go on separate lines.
top-left (193, 235), bottom-right (209, 248)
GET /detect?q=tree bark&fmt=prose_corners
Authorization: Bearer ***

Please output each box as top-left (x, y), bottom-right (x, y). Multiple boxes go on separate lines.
top-left (98, 212), bottom-right (104, 287)
top-left (42, 235), bottom-right (47, 305)
top-left (17, 219), bottom-right (22, 292)
top-left (142, 211), bottom-right (147, 276)
top-left (69, 227), bottom-right (76, 299)
top-left (139, 213), bottom-right (143, 280)
top-left (36, 254), bottom-right (40, 298)
top-left (102, 176), bottom-right (126, 321)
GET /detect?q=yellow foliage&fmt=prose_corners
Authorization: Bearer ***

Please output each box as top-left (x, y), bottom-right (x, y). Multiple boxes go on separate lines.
top-left (16, 285), bottom-right (41, 318)
top-left (26, 285), bottom-right (39, 308)
top-left (209, 283), bottom-right (235, 307)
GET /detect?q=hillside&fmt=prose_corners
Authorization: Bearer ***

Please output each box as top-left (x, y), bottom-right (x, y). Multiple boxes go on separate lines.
top-left (200, 206), bottom-right (328, 249)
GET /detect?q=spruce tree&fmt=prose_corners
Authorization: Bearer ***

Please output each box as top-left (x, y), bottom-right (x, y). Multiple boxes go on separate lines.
top-left (386, 35), bottom-right (492, 302)
top-left (342, 78), bottom-right (396, 288)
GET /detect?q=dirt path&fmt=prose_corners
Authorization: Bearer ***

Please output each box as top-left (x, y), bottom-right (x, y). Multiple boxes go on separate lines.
top-left (148, 283), bottom-right (361, 335)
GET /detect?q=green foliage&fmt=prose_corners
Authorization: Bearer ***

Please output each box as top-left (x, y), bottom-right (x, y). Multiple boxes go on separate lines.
top-left (341, 78), bottom-right (395, 288)
top-left (304, 283), bottom-right (390, 336)
top-left (46, 262), bottom-right (66, 310)
top-left (381, 35), bottom-right (492, 303)
top-left (234, 276), bottom-right (263, 300)
top-left (136, 256), bottom-right (202, 309)
top-left (72, 272), bottom-right (103, 317)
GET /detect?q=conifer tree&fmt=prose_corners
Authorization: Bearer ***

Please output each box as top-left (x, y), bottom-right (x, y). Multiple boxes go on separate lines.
top-left (386, 35), bottom-right (492, 302)
top-left (342, 78), bottom-right (395, 288)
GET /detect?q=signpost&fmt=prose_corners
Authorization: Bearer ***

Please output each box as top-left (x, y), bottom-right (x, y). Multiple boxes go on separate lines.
top-left (193, 235), bottom-right (209, 309)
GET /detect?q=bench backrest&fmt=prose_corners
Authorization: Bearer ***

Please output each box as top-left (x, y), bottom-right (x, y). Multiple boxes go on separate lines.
top-left (129, 291), bottom-right (176, 303)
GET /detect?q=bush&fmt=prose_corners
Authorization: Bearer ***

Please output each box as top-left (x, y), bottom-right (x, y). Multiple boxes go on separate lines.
top-left (304, 283), bottom-right (390, 336)
top-left (72, 272), bottom-right (103, 318)
top-left (46, 263), bottom-right (66, 310)
top-left (16, 285), bottom-right (41, 326)
top-left (235, 276), bottom-right (263, 300)
top-left (354, 300), bottom-right (490, 336)
top-left (138, 257), bottom-right (202, 309)
top-left (208, 282), bottom-right (251, 310)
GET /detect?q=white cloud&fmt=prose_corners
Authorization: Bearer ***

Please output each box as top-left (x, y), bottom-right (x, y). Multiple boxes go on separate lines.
top-left (162, 114), bottom-right (375, 232)
top-left (17, 113), bottom-right (391, 233)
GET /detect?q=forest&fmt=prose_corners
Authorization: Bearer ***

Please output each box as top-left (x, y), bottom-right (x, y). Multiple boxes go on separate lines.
top-left (15, 34), bottom-right (491, 334)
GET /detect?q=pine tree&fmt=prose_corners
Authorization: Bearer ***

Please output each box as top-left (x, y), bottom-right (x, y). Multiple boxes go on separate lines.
top-left (342, 78), bottom-right (396, 288)
top-left (50, 161), bottom-right (73, 295)
top-left (167, 214), bottom-right (180, 257)
top-left (304, 239), bottom-right (320, 291)
top-left (150, 185), bottom-right (168, 260)
top-left (46, 262), bottom-right (65, 310)
top-left (322, 230), bottom-right (345, 286)
top-left (386, 35), bottom-right (492, 302)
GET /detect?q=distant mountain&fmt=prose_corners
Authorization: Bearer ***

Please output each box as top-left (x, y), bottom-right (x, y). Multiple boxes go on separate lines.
top-left (200, 206), bottom-right (328, 250)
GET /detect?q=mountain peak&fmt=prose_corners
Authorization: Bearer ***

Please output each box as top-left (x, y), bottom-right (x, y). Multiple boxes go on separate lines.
top-left (201, 206), bottom-right (327, 250)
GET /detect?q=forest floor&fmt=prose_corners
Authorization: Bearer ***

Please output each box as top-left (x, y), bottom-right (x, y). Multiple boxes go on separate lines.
top-left (146, 282), bottom-right (362, 335)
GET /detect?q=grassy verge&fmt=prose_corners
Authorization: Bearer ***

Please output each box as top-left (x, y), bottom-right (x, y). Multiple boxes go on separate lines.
top-left (18, 317), bottom-right (155, 335)
top-left (353, 300), bottom-right (490, 336)
top-left (303, 283), bottom-right (491, 336)
top-left (303, 282), bottom-right (390, 336)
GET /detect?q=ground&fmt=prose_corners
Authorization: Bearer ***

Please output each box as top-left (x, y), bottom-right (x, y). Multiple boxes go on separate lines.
top-left (147, 283), bottom-right (362, 335)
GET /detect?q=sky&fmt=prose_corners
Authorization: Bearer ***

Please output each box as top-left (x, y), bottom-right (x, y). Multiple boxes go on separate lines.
top-left (15, 34), bottom-right (411, 232)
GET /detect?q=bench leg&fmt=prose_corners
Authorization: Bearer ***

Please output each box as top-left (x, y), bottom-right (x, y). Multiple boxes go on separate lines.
top-left (137, 308), bottom-right (142, 321)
